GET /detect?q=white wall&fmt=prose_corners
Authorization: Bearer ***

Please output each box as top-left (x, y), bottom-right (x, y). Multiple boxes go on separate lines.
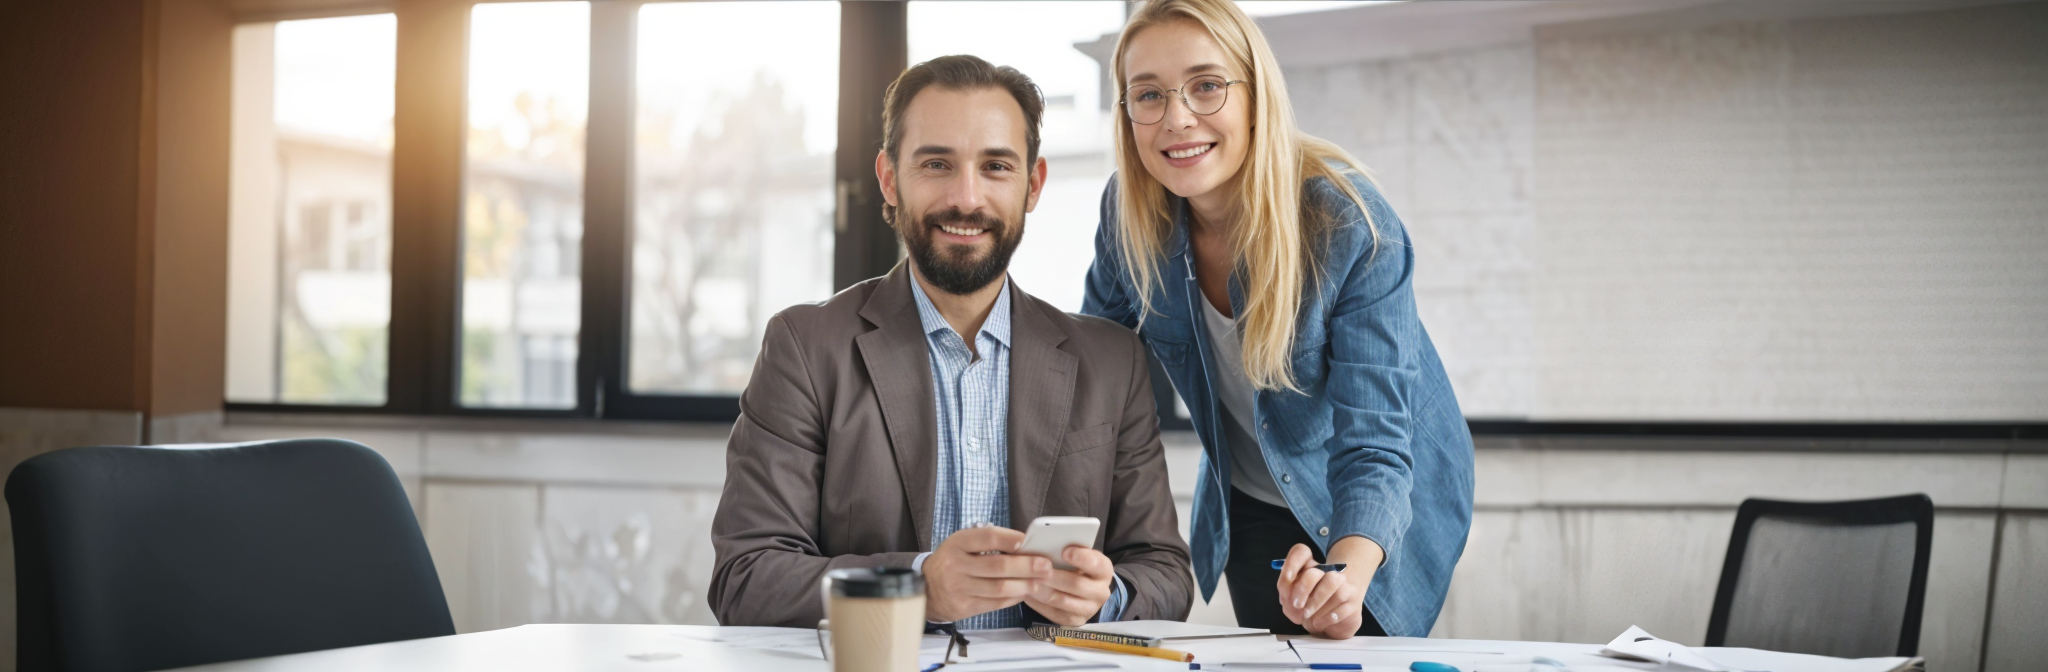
top-left (182, 414), bottom-right (2048, 672)
top-left (1279, 1), bottom-right (2048, 422)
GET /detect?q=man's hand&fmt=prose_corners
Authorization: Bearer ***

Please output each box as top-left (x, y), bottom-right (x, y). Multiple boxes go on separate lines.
top-left (1275, 539), bottom-right (1381, 639)
top-left (1023, 546), bottom-right (1115, 626)
top-left (922, 526), bottom-right (1052, 623)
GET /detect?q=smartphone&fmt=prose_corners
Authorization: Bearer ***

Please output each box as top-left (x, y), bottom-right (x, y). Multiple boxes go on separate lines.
top-left (1016, 516), bottom-right (1101, 571)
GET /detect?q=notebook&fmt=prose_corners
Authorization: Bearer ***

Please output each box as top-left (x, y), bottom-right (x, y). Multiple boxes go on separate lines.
top-left (1027, 621), bottom-right (1271, 648)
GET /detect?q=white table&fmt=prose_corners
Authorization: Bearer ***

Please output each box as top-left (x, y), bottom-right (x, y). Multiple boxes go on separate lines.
top-left (166, 625), bottom-right (829, 672)
top-left (162, 624), bottom-right (1665, 672)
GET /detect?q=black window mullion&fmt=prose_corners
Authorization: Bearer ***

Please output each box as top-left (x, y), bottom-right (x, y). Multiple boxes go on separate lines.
top-left (832, 0), bottom-right (908, 292)
top-left (386, 0), bottom-right (472, 415)
top-left (582, 0), bottom-right (638, 419)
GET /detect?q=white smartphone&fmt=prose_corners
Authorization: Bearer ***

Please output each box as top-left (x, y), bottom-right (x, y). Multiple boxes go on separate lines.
top-left (1016, 516), bottom-right (1101, 571)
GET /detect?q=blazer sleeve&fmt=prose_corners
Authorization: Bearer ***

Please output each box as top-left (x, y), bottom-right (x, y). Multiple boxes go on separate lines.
top-left (1100, 329), bottom-right (1194, 621)
top-left (1320, 181), bottom-right (1424, 561)
top-left (709, 312), bottom-right (921, 627)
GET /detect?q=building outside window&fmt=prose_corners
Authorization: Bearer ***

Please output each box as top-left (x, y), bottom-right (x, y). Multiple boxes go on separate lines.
top-left (226, 14), bottom-right (397, 405)
top-left (628, 1), bottom-right (840, 396)
top-left (460, 1), bottom-right (590, 409)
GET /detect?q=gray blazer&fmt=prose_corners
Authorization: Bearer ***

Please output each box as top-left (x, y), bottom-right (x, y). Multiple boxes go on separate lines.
top-left (709, 263), bottom-right (1193, 627)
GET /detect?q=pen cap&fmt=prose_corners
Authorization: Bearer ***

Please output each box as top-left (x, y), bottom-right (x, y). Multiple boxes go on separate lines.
top-left (825, 567), bottom-right (925, 599)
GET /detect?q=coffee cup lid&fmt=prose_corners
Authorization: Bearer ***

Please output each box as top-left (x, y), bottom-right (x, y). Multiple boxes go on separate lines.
top-left (825, 566), bottom-right (924, 598)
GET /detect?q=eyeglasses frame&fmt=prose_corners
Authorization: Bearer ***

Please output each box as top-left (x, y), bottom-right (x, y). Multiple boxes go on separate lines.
top-left (1119, 76), bottom-right (1248, 125)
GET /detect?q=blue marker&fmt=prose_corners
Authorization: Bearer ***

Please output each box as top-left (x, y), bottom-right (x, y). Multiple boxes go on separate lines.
top-left (1410, 663), bottom-right (1460, 672)
top-left (1270, 559), bottom-right (1348, 572)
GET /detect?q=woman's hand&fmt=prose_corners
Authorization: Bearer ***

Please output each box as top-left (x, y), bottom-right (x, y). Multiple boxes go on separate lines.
top-left (1275, 538), bottom-right (1383, 639)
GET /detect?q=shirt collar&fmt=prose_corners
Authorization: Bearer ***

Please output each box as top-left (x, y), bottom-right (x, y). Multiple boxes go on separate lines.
top-left (908, 271), bottom-right (1013, 349)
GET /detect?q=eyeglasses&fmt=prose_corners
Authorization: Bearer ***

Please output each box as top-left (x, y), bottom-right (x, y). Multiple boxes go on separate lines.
top-left (927, 623), bottom-right (972, 670)
top-left (1121, 75), bottom-right (1246, 125)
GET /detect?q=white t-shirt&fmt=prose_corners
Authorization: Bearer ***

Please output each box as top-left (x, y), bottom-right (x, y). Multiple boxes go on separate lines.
top-left (1199, 294), bottom-right (1289, 508)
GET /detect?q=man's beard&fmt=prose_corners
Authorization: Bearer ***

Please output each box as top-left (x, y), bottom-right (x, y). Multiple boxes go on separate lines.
top-left (901, 204), bottom-right (1025, 296)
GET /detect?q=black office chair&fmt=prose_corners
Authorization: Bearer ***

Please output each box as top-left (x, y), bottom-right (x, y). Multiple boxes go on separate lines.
top-left (1704, 494), bottom-right (1933, 658)
top-left (6, 439), bottom-right (456, 672)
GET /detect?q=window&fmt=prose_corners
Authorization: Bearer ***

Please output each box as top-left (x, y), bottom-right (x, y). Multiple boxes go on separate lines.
top-left (461, 2), bottom-right (590, 409)
top-left (226, 15), bottom-right (397, 405)
top-left (629, 2), bottom-right (840, 395)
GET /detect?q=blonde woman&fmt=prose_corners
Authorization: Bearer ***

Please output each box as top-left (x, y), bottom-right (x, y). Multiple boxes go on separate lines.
top-left (1082, 0), bottom-right (1473, 639)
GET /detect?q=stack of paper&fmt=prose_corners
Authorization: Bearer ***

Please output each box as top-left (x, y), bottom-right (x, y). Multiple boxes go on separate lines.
top-left (1074, 621), bottom-right (1293, 665)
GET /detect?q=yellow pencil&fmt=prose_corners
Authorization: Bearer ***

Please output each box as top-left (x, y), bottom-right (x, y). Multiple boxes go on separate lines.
top-left (1052, 636), bottom-right (1195, 662)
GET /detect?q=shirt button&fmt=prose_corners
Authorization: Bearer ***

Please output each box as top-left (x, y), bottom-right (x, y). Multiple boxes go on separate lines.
top-left (1262, 422), bottom-right (1270, 430)
top-left (1281, 474), bottom-right (1292, 484)
top-left (1318, 526), bottom-right (1330, 537)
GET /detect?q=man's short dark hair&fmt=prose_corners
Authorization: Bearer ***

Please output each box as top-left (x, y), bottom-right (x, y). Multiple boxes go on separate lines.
top-left (880, 55), bottom-right (1044, 225)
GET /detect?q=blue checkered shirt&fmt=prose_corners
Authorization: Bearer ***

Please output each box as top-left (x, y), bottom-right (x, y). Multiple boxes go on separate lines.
top-left (906, 276), bottom-right (1127, 630)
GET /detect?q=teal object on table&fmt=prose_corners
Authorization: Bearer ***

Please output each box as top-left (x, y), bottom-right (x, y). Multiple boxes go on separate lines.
top-left (1410, 663), bottom-right (1461, 672)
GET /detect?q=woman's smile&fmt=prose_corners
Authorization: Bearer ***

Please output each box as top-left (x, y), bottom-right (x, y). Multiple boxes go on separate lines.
top-left (1163, 141), bottom-right (1218, 166)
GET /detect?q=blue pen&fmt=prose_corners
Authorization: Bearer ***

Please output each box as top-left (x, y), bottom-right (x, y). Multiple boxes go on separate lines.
top-left (1270, 559), bottom-right (1348, 572)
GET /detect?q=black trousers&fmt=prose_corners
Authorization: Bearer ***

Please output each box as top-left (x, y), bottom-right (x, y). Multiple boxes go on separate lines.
top-left (1224, 487), bottom-right (1386, 636)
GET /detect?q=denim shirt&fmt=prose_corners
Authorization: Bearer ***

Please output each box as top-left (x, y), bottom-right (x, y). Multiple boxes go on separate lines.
top-left (1081, 171), bottom-right (1475, 637)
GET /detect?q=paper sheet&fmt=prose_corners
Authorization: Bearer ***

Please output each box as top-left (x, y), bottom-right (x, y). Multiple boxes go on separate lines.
top-left (1291, 635), bottom-right (1632, 668)
top-left (1600, 626), bottom-right (1920, 672)
top-left (1698, 647), bottom-right (1918, 672)
top-left (915, 628), bottom-right (1296, 670)
top-left (1601, 625), bottom-right (1730, 671)
top-left (1176, 635), bottom-right (1300, 664)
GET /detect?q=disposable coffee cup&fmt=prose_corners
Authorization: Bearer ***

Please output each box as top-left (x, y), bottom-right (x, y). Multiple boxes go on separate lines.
top-left (819, 567), bottom-right (925, 672)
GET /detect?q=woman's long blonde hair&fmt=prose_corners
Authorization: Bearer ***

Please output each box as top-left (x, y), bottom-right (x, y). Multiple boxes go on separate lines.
top-left (1112, 0), bottom-right (1378, 393)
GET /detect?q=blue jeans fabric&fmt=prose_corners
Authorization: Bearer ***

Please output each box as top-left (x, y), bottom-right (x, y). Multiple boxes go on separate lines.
top-left (1081, 172), bottom-right (1475, 637)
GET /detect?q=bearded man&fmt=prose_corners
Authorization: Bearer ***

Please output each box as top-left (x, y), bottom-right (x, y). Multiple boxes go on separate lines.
top-left (709, 55), bottom-right (1191, 629)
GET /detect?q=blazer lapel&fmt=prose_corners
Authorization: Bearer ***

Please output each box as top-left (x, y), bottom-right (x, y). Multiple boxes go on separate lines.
top-left (856, 264), bottom-right (939, 551)
top-left (1006, 284), bottom-right (1078, 528)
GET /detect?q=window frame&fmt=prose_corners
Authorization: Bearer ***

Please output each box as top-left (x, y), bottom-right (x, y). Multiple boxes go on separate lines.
top-left (226, 0), bottom-right (908, 423)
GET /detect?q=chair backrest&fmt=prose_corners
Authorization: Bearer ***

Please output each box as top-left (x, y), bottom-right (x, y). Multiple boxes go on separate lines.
top-left (1705, 494), bottom-right (1933, 658)
top-left (6, 439), bottom-right (456, 672)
